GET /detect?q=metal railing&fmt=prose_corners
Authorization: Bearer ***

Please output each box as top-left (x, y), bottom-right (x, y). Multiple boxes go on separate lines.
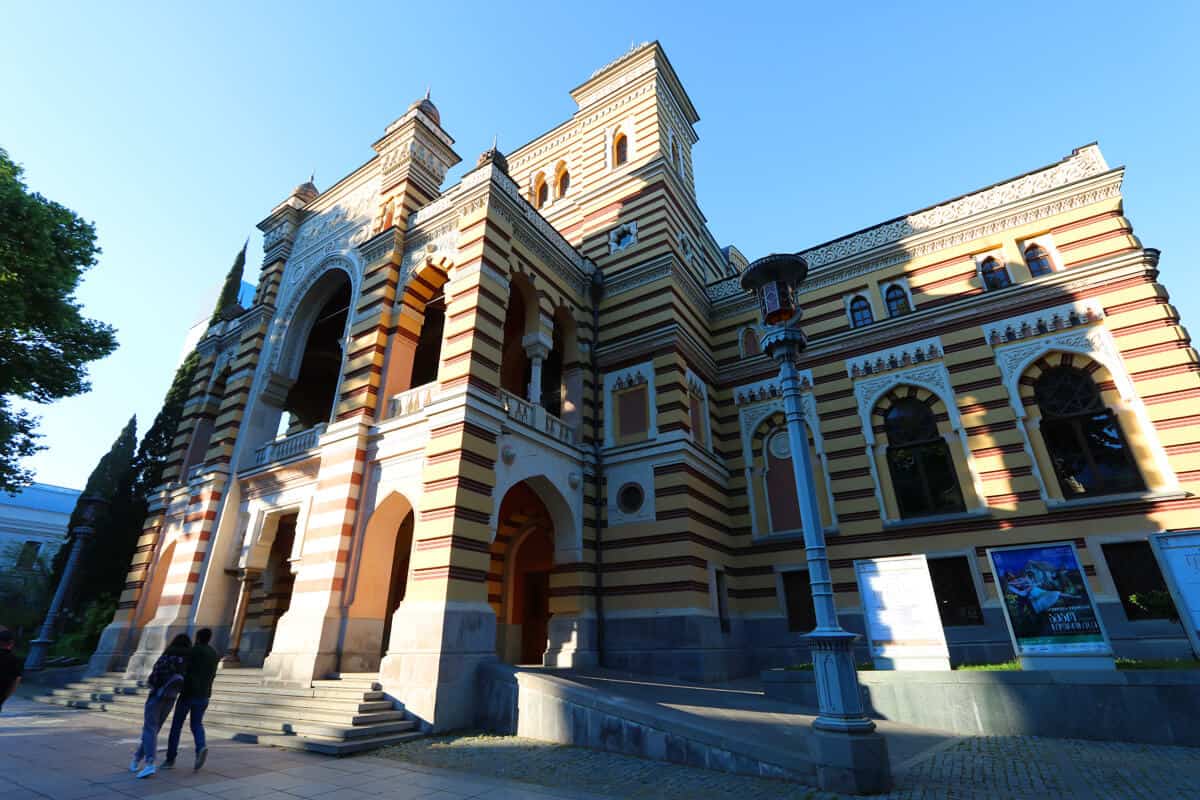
top-left (253, 423), bottom-right (325, 466)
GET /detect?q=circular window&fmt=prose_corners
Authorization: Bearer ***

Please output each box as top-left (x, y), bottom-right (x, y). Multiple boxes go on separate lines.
top-left (617, 483), bottom-right (645, 514)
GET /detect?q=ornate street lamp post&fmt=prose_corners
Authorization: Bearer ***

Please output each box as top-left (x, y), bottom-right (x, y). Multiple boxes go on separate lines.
top-left (741, 254), bottom-right (891, 795)
top-left (25, 495), bottom-right (109, 672)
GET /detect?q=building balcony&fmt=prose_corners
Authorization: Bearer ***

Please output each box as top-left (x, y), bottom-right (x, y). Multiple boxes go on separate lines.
top-left (385, 384), bottom-right (439, 420)
top-left (252, 423), bottom-right (325, 467)
top-left (499, 389), bottom-right (576, 446)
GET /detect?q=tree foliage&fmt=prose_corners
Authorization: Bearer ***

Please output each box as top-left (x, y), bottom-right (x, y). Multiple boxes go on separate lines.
top-left (0, 148), bottom-right (117, 492)
top-left (210, 240), bottom-right (246, 324)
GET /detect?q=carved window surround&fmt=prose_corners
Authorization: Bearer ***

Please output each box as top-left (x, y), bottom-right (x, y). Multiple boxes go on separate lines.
top-left (989, 319), bottom-right (1181, 501)
top-left (609, 221), bottom-right (638, 254)
top-left (737, 370), bottom-right (837, 538)
top-left (853, 361), bottom-right (988, 524)
top-left (847, 336), bottom-right (943, 379)
top-left (603, 361), bottom-right (656, 448)
top-left (973, 247), bottom-right (1011, 289)
top-left (685, 368), bottom-right (713, 452)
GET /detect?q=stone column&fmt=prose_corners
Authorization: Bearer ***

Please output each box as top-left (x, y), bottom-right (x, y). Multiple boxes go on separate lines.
top-left (522, 332), bottom-right (552, 406)
top-left (220, 568), bottom-right (260, 666)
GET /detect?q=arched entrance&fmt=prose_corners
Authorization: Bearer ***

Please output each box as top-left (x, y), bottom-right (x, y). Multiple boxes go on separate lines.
top-left (134, 539), bottom-right (176, 629)
top-left (345, 491), bottom-right (417, 670)
top-left (236, 512), bottom-right (298, 666)
top-left (489, 481), bottom-right (556, 665)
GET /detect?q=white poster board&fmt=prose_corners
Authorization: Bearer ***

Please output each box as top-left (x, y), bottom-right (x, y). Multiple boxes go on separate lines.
top-left (853, 554), bottom-right (951, 670)
top-left (1150, 531), bottom-right (1200, 659)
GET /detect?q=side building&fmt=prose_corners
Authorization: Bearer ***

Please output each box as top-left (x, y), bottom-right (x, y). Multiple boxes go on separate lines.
top-left (89, 42), bottom-right (1196, 730)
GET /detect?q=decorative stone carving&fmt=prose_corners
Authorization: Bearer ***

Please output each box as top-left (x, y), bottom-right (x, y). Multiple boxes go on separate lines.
top-left (853, 362), bottom-right (958, 442)
top-left (568, 472), bottom-right (581, 489)
top-left (993, 325), bottom-right (1131, 415)
top-left (983, 300), bottom-right (1105, 346)
top-left (501, 445), bottom-right (516, 465)
top-left (801, 146), bottom-right (1108, 270)
top-left (847, 337), bottom-right (943, 378)
top-left (611, 369), bottom-right (648, 390)
top-left (734, 371), bottom-right (814, 404)
top-left (609, 221), bottom-right (638, 254)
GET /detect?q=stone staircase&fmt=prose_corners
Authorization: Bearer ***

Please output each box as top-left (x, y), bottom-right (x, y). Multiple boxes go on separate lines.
top-left (35, 669), bottom-right (422, 755)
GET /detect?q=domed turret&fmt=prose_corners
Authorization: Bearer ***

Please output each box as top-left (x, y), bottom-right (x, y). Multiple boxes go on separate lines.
top-left (408, 88), bottom-right (440, 126)
top-left (291, 177), bottom-right (319, 204)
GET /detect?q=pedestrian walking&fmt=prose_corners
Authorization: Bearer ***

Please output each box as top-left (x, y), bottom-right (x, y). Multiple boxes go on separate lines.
top-left (129, 633), bottom-right (190, 778)
top-left (0, 629), bottom-right (21, 713)
top-left (163, 627), bottom-right (218, 771)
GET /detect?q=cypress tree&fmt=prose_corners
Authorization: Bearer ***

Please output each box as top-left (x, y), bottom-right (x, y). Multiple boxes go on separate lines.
top-left (210, 240), bottom-right (247, 324)
top-left (135, 350), bottom-right (199, 497)
top-left (52, 416), bottom-right (138, 602)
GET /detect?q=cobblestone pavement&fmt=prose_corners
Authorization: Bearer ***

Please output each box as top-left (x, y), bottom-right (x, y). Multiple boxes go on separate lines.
top-left (378, 732), bottom-right (1200, 800)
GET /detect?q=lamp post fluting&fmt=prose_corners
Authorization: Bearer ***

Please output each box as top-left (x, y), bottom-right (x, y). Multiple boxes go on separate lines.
top-left (25, 495), bottom-right (109, 672)
top-left (741, 254), bottom-right (890, 794)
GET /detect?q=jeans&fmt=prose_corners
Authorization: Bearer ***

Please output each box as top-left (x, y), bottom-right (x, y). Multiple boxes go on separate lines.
top-left (166, 696), bottom-right (208, 762)
top-left (134, 692), bottom-right (174, 763)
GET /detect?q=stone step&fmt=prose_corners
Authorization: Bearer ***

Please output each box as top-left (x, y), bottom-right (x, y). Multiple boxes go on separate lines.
top-left (313, 678), bottom-right (381, 691)
top-left (51, 688), bottom-right (398, 725)
top-left (38, 692), bottom-right (418, 740)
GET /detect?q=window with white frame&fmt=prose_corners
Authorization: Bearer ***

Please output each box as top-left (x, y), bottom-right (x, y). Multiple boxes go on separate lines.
top-left (978, 255), bottom-right (1013, 291)
top-left (848, 294), bottom-right (875, 328)
top-left (884, 283), bottom-right (912, 317)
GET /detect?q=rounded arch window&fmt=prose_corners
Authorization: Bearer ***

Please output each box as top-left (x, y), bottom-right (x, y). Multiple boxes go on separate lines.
top-left (556, 169), bottom-right (570, 198)
top-left (617, 482), bottom-right (644, 514)
top-left (884, 285), bottom-right (911, 317)
top-left (614, 133), bottom-right (629, 166)
top-left (849, 295), bottom-right (874, 328)
top-left (1034, 366), bottom-right (1143, 497)
top-left (980, 257), bottom-right (1012, 291)
top-left (1025, 244), bottom-right (1054, 277)
top-left (884, 397), bottom-right (964, 518)
top-left (534, 176), bottom-right (549, 209)
top-left (741, 327), bottom-right (762, 357)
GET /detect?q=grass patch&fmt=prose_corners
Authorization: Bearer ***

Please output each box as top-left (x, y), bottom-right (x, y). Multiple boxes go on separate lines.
top-left (784, 662), bottom-right (874, 671)
top-left (956, 660), bottom-right (1022, 671)
top-left (1116, 657), bottom-right (1200, 670)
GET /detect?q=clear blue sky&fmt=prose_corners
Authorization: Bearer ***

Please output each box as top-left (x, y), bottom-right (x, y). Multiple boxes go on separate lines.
top-left (4, 1), bottom-right (1198, 489)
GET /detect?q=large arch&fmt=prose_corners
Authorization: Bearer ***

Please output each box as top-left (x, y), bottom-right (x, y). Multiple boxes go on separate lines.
top-left (344, 490), bottom-right (417, 670)
top-left (499, 271), bottom-right (539, 398)
top-left (241, 265), bottom-right (354, 463)
top-left (134, 538), bottom-right (177, 629)
top-left (489, 481), bottom-right (557, 665)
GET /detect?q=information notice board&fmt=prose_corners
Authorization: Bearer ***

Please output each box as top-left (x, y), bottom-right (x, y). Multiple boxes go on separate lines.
top-left (853, 554), bottom-right (951, 670)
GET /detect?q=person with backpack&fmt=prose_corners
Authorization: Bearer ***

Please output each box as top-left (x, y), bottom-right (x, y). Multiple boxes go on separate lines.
top-left (129, 633), bottom-right (190, 779)
top-left (163, 628), bottom-right (218, 771)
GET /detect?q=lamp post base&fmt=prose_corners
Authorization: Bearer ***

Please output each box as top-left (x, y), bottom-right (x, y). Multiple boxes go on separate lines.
top-left (810, 726), bottom-right (892, 795)
top-left (23, 638), bottom-right (53, 672)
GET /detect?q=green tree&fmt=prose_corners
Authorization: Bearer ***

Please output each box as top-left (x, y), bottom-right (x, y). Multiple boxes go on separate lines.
top-left (135, 350), bottom-right (199, 497)
top-left (53, 416), bottom-right (138, 601)
top-left (210, 240), bottom-right (247, 324)
top-left (0, 148), bottom-right (118, 492)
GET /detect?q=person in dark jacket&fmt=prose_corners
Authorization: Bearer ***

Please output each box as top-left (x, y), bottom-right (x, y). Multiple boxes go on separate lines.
top-left (164, 628), bottom-right (218, 771)
top-left (130, 633), bottom-right (190, 778)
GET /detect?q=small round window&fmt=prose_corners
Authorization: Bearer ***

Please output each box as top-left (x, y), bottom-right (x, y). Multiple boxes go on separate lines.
top-left (617, 483), bottom-right (645, 514)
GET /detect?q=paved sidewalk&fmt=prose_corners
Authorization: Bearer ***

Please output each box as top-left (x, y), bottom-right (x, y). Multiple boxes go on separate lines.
top-left (0, 697), bottom-right (611, 800)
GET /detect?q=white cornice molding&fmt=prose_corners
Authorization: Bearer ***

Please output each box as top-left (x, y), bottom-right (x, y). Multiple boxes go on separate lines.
top-left (802, 145), bottom-right (1111, 270)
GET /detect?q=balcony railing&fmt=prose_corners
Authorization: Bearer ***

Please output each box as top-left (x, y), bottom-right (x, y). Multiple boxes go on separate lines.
top-left (386, 383), bottom-right (439, 420)
top-left (253, 423), bottom-right (325, 466)
top-left (499, 389), bottom-right (575, 445)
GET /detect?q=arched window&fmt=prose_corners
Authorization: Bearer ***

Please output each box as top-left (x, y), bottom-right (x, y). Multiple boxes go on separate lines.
top-left (556, 170), bottom-right (570, 198)
top-left (849, 295), bottom-right (874, 328)
top-left (1025, 244), bottom-right (1054, 277)
top-left (884, 285), bottom-right (911, 317)
top-left (614, 134), bottom-right (628, 166)
top-left (534, 176), bottom-right (548, 209)
top-left (980, 257), bottom-right (1012, 291)
top-left (741, 328), bottom-right (761, 357)
top-left (671, 139), bottom-right (681, 171)
top-left (885, 398), bottom-right (965, 518)
top-left (1034, 367), bottom-right (1144, 497)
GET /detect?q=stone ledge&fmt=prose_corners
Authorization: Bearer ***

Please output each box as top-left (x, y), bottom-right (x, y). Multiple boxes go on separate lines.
top-left (762, 667), bottom-right (1200, 746)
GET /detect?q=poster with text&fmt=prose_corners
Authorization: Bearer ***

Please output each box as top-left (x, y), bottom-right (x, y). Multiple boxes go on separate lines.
top-left (854, 554), bottom-right (951, 669)
top-left (1150, 531), bottom-right (1200, 659)
top-left (987, 543), bottom-right (1108, 655)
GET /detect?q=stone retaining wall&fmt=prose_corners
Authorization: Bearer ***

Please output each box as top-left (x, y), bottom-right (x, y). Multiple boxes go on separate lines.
top-left (476, 664), bottom-right (814, 781)
top-left (762, 668), bottom-right (1200, 747)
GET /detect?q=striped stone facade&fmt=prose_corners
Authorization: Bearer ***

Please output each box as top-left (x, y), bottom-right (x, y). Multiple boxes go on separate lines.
top-left (90, 42), bottom-right (1197, 729)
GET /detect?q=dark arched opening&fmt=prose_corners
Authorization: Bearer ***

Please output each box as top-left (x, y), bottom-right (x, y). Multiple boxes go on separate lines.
top-left (284, 279), bottom-right (350, 428)
top-left (410, 295), bottom-right (445, 388)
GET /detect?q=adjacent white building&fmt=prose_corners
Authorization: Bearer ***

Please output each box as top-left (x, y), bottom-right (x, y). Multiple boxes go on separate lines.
top-left (0, 483), bottom-right (80, 571)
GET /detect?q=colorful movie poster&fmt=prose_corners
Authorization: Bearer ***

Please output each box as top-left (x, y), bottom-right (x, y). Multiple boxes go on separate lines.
top-left (987, 543), bottom-right (1108, 655)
